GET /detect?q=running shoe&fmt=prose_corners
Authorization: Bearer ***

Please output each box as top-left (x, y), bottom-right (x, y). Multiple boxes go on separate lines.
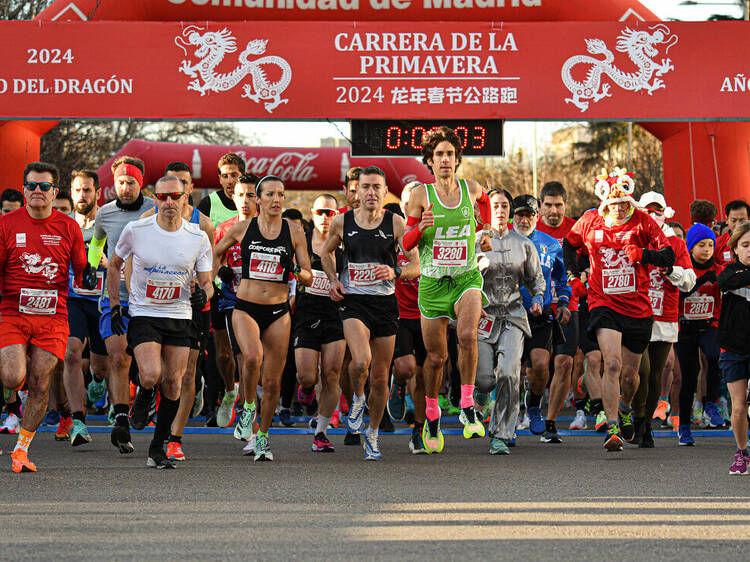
top-left (718, 396), bottom-right (731, 422)
top-left (330, 410), bottom-right (341, 429)
top-left (669, 415), bottom-right (679, 429)
top-left (191, 378), bottom-right (205, 418)
top-left (729, 450), bottom-right (749, 475)
top-left (379, 415), bottom-right (395, 433)
top-left (147, 449), bottom-right (176, 469)
top-left (387, 376), bottom-right (407, 422)
top-left (42, 409), bottom-right (59, 427)
top-left (489, 437), bottom-right (510, 455)
top-left (70, 419), bottom-right (92, 447)
top-left (516, 412), bottom-right (530, 431)
top-left (409, 427), bottom-right (428, 454)
top-left (346, 398), bottom-right (366, 435)
top-left (691, 400), bottom-right (703, 425)
top-left (254, 434), bottom-right (273, 462)
top-left (216, 383), bottom-right (239, 428)
top-left (242, 434), bottom-right (256, 456)
top-left (110, 424), bottom-right (135, 454)
top-left (0, 413), bottom-right (20, 434)
top-left (569, 409), bottom-right (587, 430)
top-left (678, 424), bottom-right (695, 446)
top-left (11, 449), bottom-right (37, 473)
top-left (704, 401), bottom-right (725, 428)
top-left (541, 421), bottom-right (562, 444)
top-left (234, 403), bottom-right (256, 441)
top-left (639, 424), bottom-right (654, 448)
top-left (508, 434), bottom-right (516, 447)
top-left (595, 411), bottom-right (607, 432)
top-left (459, 407), bottom-right (485, 439)
top-left (129, 387), bottom-right (156, 431)
top-left (653, 399), bottom-right (670, 421)
top-left (422, 418), bottom-right (444, 453)
top-left (87, 377), bottom-right (106, 405)
top-left (576, 373), bottom-right (586, 395)
top-left (363, 430), bottom-right (383, 461)
top-left (698, 411), bottom-right (710, 428)
top-left (344, 431), bottom-right (361, 446)
top-left (603, 423), bottom-right (623, 452)
top-left (297, 386), bottom-right (316, 407)
top-left (618, 408), bottom-right (635, 443)
top-left (312, 432), bottom-right (335, 452)
top-left (55, 416), bottom-right (73, 441)
top-left (526, 406), bottom-right (545, 436)
top-left (278, 407), bottom-right (293, 427)
top-left (107, 404), bottom-right (116, 425)
top-left (166, 441), bottom-right (185, 461)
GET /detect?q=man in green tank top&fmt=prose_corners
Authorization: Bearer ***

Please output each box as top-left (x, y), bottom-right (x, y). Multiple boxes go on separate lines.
top-left (402, 126), bottom-right (491, 453)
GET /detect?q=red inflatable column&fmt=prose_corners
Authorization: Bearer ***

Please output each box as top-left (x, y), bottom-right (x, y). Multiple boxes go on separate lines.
top-left (0, 121), bottom-right (58, 189)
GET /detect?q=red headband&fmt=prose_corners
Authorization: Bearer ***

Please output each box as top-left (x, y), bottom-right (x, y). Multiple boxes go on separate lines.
top-left (113, 163), bottom-right (143, 187)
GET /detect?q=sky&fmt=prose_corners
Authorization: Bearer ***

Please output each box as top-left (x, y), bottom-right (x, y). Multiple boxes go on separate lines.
top-left (238, 0), bottom-right (744, 151)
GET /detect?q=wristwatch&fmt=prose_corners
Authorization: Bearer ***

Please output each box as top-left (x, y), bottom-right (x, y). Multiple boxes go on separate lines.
top-left (394, 266), bottom-right (403, 279)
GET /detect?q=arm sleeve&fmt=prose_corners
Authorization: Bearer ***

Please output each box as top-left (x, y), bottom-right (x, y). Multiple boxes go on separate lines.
top-left (563, 238), bottom-right (581, 281)
top-left (718, 262), bottom-right (750, 291)
top-left (114, 223), bottom-right (134, 261)
top-left (195, 233), bottom-right (213, 273)
top-left (476, 190), bottom-right (491, 227)
top-left (641, 246), bottom-right (676, 268)
top-left (552, 243), bottom-right (571, 305)
top-left (88, 209), bottom-right (107, 268)
top-left (402, 216), bottom-right (423, 251)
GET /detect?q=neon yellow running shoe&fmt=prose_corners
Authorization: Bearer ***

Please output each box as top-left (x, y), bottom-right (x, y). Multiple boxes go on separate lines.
top-left (422, 418), bottom-right (444, 453)
top-left (459, 407), bottom-right (486, 439)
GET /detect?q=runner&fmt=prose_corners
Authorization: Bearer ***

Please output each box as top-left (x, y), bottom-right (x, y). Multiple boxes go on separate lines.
top-left (212, 175), bottom-right (311, 461)
top-left (512, 194), bottom-right (571, 443)
top-left (139, 161), bottom-right (215, 461)
top-left (402, 126), bottom-right (491, 453)
top-left (475, 188), bottom-right (545, 454)
top-left (632, 192), bottom-right (695, 447)
top-left (715, 200), bottom-right (749, 265)
top-left (293, 194), bottom-right (345, 453)
top-left (53, 191), bottom-right (74, 215)
top-left (63, 170), bottom-right (109, 446)
top-left (717, 221), bottom-right (750, 474)
top-left (87, 156), bottom-right (155, 454)
top-left (564, 168), bottom-right (675, 452)
top-left (338, 166), bottom-right (362, 214)
top-left (321, 166), bottom-right (419, 460)
top-left (1, 188), bottom-right (23, 215)
top-left (0, 161), bottom-right (97, 472)
top-left (108, 175), bottom-right (213, 468)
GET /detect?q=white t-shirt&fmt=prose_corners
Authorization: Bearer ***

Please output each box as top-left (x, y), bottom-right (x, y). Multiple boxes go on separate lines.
top-left (115, 215), bottom-right (213, 320)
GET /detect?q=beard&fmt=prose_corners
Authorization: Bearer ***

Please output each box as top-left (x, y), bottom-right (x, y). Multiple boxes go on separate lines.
top-left (75, 200), bottom-right (95, 215)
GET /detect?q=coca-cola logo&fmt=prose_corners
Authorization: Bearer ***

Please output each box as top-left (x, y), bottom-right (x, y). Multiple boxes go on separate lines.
top-left (236, 151), bottom-right (319, 183)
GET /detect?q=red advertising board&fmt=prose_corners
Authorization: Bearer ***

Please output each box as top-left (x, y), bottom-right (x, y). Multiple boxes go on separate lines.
top-left (0, 20), bottom-right (749, 121)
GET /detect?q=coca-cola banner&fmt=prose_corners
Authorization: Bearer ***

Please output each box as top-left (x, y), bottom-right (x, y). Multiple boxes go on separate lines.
top-left (1, 20), bottom-right (749, 120)
top-left (96, 139), bottom-right (433, 202)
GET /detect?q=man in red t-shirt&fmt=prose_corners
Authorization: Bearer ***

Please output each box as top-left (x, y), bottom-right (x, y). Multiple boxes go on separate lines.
top-left (564, 168), bottom-right (675, 452)
top-left (0, 161), bottom-right (96, 472)
top-left (715, 200), bottom-right (750, 265)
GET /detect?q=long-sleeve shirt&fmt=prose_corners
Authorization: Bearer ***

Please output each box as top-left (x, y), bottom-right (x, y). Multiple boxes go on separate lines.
top-left (718, 260), bottom-right (750, 354)
top-left (476, 227), bottom-right (545, 342)
top-left (520, 229), bottom-right (570, 312)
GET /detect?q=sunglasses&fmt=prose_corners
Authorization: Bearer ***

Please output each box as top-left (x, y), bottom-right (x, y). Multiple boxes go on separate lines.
top-left (24, 182), bottom-right (55, 192)
top-left (154, 192), bottom-right (184, 201)
top-left (313, 208), bottom-right (336, 217)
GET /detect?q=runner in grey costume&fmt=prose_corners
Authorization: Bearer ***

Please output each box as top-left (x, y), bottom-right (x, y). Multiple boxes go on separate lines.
top-left (475, 227), bottom-right (545, 441)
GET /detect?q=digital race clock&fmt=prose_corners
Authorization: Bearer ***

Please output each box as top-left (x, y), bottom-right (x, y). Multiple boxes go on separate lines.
top-left (350, 119), bottom-right (503, 158)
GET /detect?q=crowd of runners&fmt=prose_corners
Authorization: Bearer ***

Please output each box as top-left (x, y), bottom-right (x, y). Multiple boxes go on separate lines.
top-left (1, 125), bottom-right (749, 474)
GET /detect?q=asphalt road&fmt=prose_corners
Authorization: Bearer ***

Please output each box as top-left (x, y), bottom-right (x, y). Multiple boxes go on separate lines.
top-left (1, 424), bottom-right (748, 561)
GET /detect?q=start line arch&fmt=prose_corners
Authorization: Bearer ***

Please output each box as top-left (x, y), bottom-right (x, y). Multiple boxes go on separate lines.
top-left (0, 0), bottom-right (748, 221)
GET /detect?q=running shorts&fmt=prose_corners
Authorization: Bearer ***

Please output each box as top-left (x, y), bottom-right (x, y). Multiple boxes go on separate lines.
top-left (293, 313), bottom-right (344, 352)
top-left (554, 310), bottom-right (579, 358)
top-left (99, 296), bottom-right (130, 341)
top-left (394, 317), bottom-right (427, 365)
top-left (127, 316), bottom-right (193, 349)
top-left (588, 306), bottom-right (653, 355)
top-left (418, 269), bottom-right (487, 321)
top-left (0, 313), bottom-right (69, 360)
top-left (338, 294), bottom-right (399, 338)
top-left (234, 298), bottom-right (290, 336)
top-left (68, 297), bottom-right (107, 355)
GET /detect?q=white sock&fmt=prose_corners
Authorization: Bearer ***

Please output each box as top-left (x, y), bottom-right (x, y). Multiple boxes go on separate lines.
top-left (316, 415), bottom-right (331, 434)
top-left (366, 427), bottom-right (378, 439)
top-left (353, 393), bottom-right (366, 407)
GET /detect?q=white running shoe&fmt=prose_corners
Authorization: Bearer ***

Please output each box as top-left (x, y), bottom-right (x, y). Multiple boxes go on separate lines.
top-left (217, 383), bottom-right (239, 428)
top-left (516, 412), bottom-right (530, 430)
top-left (0, 413), bottom-right (20, 434)
top-left (569, 409), bottom-right (587, 430)
top-left (242, 434), bottom-right (256, 456)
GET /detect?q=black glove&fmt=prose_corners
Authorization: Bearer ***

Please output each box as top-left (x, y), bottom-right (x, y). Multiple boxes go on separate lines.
top-left (80, 263), bottom-right (98, 290)
top-left (190, 286), bottom-right (207, 308)
top-left (111, 304), bottom-right (129, 336)
top-left (218, 265), bottom-right (235, 285)
top-left (697, 270), bottom-right (717, 286)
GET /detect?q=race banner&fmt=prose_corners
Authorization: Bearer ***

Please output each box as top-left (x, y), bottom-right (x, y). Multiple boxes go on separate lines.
top-left (0, 20), bottom-right (749, 120)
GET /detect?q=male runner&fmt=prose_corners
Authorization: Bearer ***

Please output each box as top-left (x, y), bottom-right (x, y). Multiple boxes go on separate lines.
top-left (338, 166), bottom-right (362, 214)
top-left (564, 168), bottom-right (675, 451)
top-left (53, 191), bottom-right (74, 215)
top-left (109, 175), bottom-right (213, 468)
top-left (321, 166), bottom-right (419, 460)
top-left (87, 156), bottom-right (155, 454)
top-left (715, 200), bottom-right (749, 264)
top-left (63, 170), bottom-right (109, 446)
top-left (402, 126), bottom-right (491, 452)
top-left (1, 188), bottom-right (24, 215)
top-left (0, 161), bottom-right (97, 472)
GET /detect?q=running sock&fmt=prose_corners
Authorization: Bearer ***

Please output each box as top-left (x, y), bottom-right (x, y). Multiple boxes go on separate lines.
top-left (92, 374), bottom-right (104, 383)
top-left (545, 420), bottom-right (556, 432)
top-left (366, 427), bottom-right (378, 439)
top-left (257, 430), bottom-right (268, 438)
top-left (526, 391), bottom-right (543, 408)
top-left (459, 385), bottom-right (475, 409)
top-left (353, 392), bottom-right (366, 405)
top-left (316, 414), bottom-right (331, 434)
top-left (168, 434), bottom-right (182, 444)
top-left (114, 403), bottom-right (129, 427)
top-left (659, 395), bottom-right (668, 402)
top-left (590, 398), bottom-right (604, 415)
top-left (425, 397), bottom-right (440, 422)
top-left (574, 398), bottom-right (587, 411)
top-left (244, 400), bottom-right (255, 412)
top-left (461, 406), bottom-right (476, 423)
top-left (618, 400), bottom-right (631, 412)
top-left (72, 411), bottom-right (85, 423)
top-left (151, 396), bottom-right (180, 453)
top-left (58, 401), bottom-right (71, 418)
top-left (13, 428), bottom-right (34, 453)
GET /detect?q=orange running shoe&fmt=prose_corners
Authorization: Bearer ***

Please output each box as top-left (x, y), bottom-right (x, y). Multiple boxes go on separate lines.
top-left (669, 415), bottom-right (679, 430)
top-left (11, 449), bottom-right (37, 472)
top-left (166, 441), bottom-right (185, 461)
top-left (55, 416), bottom-right (73, 441)
top-left (330, 410), bottom-right (341, 429)
top-left (653, 399), bottom-right (670, 421)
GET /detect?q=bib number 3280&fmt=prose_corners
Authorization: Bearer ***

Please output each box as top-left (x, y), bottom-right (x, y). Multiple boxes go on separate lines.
top-left (433, 239), bottom-right (467, 267)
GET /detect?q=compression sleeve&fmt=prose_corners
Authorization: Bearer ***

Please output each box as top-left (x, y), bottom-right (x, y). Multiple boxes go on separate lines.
top-left (641, 246), bottom-right (676, 269)
top-left (563, 238), bottom-right (581, 282)
top-left (88, 235), bottom-right (106, 269)
top-left (402, 216), bottom-right (423, 251)
top-left (476, 191), bottom-right (491, 227)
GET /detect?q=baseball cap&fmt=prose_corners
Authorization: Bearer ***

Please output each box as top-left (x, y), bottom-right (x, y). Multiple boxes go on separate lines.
top-left (512, 194), bottom-right (539, 215)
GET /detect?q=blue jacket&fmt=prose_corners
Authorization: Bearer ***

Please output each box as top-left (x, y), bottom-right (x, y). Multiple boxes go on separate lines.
top-left (521, 229), bottom-right (570, 311)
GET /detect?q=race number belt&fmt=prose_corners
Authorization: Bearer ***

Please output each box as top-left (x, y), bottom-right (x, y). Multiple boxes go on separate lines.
top-left (433, 239), bottom-right (468, 268)
top-left (683, 295), bottom-right (714, 320)
top-left (19, 288), bottom-right (58, 315)
top-left (307, 269), bottom-right (331, 296)
top-left (73, 271), bottom-right (104, 296)
top-left (477, 314), bottom-right (496, 338)
top-left (145, 278), bottom-right (181, 305)
top-left (602, 267), bottom-right (636, 295)
top-left (348, 262), bottom-right (378, 287)
top-left (248, 251), bottom-right (284, 281)
top-left (649, 289), bottom-right (664, 317)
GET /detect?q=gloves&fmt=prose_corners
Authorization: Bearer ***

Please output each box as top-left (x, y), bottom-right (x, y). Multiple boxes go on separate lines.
top-left (624, 245), bottom-right (644, 264)
top-left (697, 270), bottom-right (717, 286)
top-left (111, 304), bottom-right (129, 336)
top-left (80, 263), bottom-right (98, 291)
top-left (569, 277), bottom-right (587, 298)
top-left (190, 286), bottom-right (207, 308)
top-left (218, 265), bottom-right (235, 285)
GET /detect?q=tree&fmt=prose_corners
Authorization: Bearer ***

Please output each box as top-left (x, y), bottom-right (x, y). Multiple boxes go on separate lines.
top-left (0, 0), bottom-right (55, 20)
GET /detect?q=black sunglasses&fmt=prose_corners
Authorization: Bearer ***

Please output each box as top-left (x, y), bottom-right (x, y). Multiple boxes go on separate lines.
top-left (24, 181), bottom-right (55, 192)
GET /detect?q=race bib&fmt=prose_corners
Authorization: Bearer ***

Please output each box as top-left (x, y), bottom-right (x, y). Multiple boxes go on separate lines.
top-left (19, 288), bottom-right (58, 315)
top-left (307, 269), bottom-right (331, 297)
top-left (145, 278), bottom-right (181, 305)
top-left (433, 239), bottom-right (468, 268)
top-left (649, 289), bottom-right (664, 316)
top-left (723, 250), bottom-right (732, 263)
top-left (248, 252), bottom-right (283, 281)
top-left (231, 266), bottom-right (242, 292)
top-left (348, 262), bottom-right (378, 287)
top-left (602, 267), bottom-right (636, 295)
top-left (684, 295), bottom-right (714, 320)
top-left (477, 314), bottom-right (496, 338)
top-left (73, 271), bottom-right (104, 296)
